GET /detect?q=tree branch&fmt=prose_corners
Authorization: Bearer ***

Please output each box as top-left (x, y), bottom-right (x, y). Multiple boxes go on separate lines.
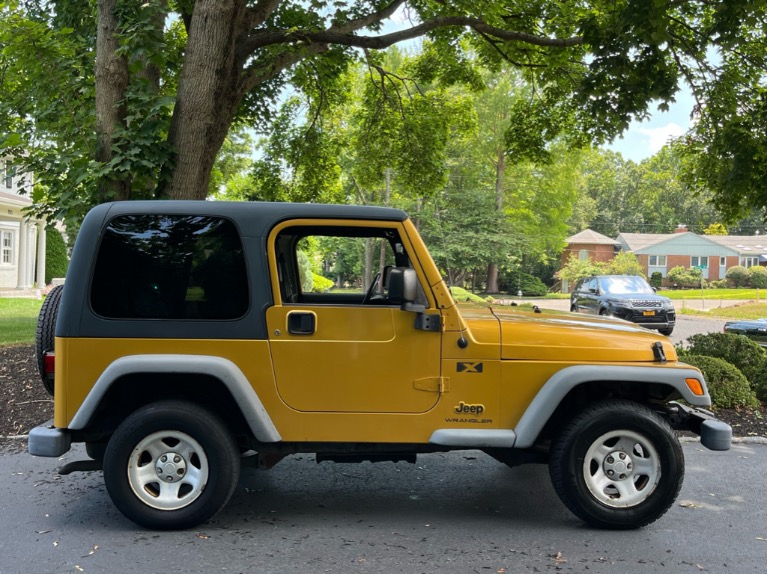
top-left (241, 14), bottom-right (582, 54)
top-left (245, 0), bottom-right (282, 29)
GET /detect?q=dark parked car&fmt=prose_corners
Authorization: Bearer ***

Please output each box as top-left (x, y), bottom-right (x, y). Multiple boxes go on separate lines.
top-left (570, 275), bottom-right (676, 335)
top-left (723, 318), bottom-right (767, 347)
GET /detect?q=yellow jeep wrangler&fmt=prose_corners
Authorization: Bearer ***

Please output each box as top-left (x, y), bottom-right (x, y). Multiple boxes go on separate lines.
top-left (29, 201), bottom-right (731, 530)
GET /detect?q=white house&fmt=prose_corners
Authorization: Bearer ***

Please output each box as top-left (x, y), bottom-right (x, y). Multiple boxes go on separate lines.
top-left (0, 157), bottom-right (46, 290)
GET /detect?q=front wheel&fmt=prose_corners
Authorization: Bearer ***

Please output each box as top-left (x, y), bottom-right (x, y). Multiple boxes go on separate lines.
top-left (549, 400), bottom-right (683, 529)
top-left (659, 327), bottom-right (674, 336)
top-left (103, 401), bottom-right (240, 530)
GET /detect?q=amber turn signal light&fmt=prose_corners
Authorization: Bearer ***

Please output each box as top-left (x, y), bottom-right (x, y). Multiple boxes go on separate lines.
top-left (685, 378), bottom-right (704, 396)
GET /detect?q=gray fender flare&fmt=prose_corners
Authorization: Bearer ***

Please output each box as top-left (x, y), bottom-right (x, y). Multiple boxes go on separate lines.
top-left (69, 354), bottom-right (282, 442)
top-left (512, 364), bottom-right (710, 448)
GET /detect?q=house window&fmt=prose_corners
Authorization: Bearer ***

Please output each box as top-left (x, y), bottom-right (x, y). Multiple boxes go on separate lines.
top-left (741, 256), bottom-right (759, 268)
top-left (691, 256), bottom-right (709, 269)
top-left (4, 162), bottom-right (13, 189)
top-left (649, 255), bottom-right (667, 266)
top-left (578, 249), bottom-right (589, 261)
top-left (719, 256), bottom-right (727, 267)
top-left (1, 230), bottom-right (14, 265)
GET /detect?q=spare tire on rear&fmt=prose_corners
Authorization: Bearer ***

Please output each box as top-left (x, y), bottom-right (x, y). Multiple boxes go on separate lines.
top-left (35, 284), bottom-right (64, 396)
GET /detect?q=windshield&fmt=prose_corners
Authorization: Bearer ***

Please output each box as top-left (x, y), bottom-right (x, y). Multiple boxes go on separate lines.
top-left (598, 276), bottom-right (654, 295)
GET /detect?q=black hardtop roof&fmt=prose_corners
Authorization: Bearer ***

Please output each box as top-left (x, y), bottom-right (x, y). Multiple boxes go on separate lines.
top-left (91, 200), bottom-right (409, 229)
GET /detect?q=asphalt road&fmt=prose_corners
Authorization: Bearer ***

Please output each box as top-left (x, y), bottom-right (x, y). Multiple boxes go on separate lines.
top-left (1, 442), bottom-right (764, 574)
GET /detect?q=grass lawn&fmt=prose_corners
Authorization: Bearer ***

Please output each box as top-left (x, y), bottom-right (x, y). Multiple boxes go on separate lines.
top-left (0, 298), bottom-right (43, 346)
top-left (678, 301), bottom-right (767, 320)
top-left (657, 288), bottom-right (766, 300)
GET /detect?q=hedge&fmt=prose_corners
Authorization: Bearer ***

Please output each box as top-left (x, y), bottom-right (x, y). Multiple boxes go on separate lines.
top-left (680, 355), bottom-right (759, 409)
top-left (683, 332), bottom-right (767, 402)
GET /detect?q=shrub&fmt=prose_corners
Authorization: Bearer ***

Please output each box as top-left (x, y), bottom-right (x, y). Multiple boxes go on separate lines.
top-left (44, 226), bottom-right (69, 284)
top-left (311, 273), bottom-right (334, 293)
top-left (450, 287), bottom-right (488, 304)
top-left (667, 265), bottom-right (703, 288)
top-left (515, 272), bottom-right (548, 296)
top-left (748, 265), bottom-right (767, 288)
top-left (681, 355), bottom-right (759, 409)
top-left (708, 279), bottom-right (728, 289)
top-left (297, 250), bottom-right (313, 292)
top-left (684, 332), bottom-right (767, 402)
top-left (649, 271), bottom-right (663, 289)
top-left (725, 265), bottom-right (749, 287)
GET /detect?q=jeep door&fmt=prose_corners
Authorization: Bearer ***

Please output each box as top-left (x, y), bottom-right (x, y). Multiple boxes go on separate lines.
top-left (265, 221), bottom-right (443, 414)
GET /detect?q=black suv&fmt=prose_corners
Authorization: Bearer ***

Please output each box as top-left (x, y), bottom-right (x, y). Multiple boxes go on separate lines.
top-left (570, 275), bottom-right (676, 335)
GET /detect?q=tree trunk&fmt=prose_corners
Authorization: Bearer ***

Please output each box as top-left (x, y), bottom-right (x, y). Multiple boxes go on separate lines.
top-left (486, 148), bottom-right (505, 293)
top-left (95, 0), bottom-right (130, 202)
top-left (162, 0), bottom-right (246, 200)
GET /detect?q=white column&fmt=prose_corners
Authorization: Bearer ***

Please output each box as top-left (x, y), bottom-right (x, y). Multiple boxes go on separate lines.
top-left (36, 222), bottom-right (46, 287)
top-left (17, 219), bottom-right (29, 289)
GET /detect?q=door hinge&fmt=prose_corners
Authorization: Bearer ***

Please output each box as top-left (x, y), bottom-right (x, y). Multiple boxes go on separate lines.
top-left (413, 377), bottom-right (450, 393)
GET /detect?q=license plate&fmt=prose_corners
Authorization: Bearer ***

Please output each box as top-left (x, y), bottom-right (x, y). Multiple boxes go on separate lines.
top-left (643, 311), bottom-right (656, 316)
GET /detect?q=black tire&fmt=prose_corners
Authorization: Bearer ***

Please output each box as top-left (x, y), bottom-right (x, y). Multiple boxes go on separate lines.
top-left (103, 401), bottom-right (240, 530)
top-left (34, 284), bottom-right (64, 396)
top-left (658, 327), bottom-right (674, 336)
top-left (570, 304), bottom-right (578, 313)
top-left (549, 400), bottom-right (684, 529)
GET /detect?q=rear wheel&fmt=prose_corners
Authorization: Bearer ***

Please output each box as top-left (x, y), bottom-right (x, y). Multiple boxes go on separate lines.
top-left (549, 400), bottom-right (683, 529)
top-left (103, 401), bottom-right (240, 530)
top-left (34, 284), bottom-right (64, 396)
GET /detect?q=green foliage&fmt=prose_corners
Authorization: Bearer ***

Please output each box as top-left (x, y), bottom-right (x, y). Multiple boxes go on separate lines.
top-left (605, 252), bottom-right (644, 277)
top-left (556, 254), bottom-right (607, 285)
top-left (680, 355), bottom-right (759, 409)
top-left (667, 265), bottom-right (703, 288)
top-left (4, 0), bottom-right (767, 228)
top-left (44, 226), bottom-right (68, 284)
top-left (747, 265), bottom-right (767, 289)
top-left (450, 287), bottom-right (488, 305)
top-left (725, 265), bottom-right (750, 287)
top-left (503, 271), bottom-right (548, 297)
top-left (311, 273), bottom-right (334, 293)
top-left (296, 250), bottom-right (314, 293)
top-left (650, 271), bottom-right (663, 289)
top-left (703, 223), bottom-right (728, 235)
top-left (684, 332), bottom-right (767, 402)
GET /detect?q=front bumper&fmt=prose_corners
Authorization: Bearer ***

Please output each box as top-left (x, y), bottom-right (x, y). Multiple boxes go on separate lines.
top-left (666, 402), bottom-right (732, 451)
top-left (611, 308), bottom-right (676, 330)
top-left (28, 421), bottom-right (71, 457)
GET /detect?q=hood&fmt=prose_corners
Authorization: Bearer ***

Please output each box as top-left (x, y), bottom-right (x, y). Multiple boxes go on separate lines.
top-left (462, 305), bottom-right (676, 363)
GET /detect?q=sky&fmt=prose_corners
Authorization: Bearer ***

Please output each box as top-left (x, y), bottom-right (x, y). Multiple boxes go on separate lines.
top-left (605, 87), bottom-right (697, 163)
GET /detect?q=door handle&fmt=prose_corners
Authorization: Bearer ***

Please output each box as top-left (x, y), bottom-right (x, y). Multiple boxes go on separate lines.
top-left (287, 311), bottom-right (316, 335)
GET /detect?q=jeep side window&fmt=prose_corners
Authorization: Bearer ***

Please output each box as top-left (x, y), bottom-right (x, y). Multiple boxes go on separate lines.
top-left (274, 225), bottom-right (423, 306)
top-left (91, 215), bottom-right (249, 320)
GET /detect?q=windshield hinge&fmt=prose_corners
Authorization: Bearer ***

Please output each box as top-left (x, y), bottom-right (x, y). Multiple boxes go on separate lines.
top-left (415, 313), bottom-right (442, 332)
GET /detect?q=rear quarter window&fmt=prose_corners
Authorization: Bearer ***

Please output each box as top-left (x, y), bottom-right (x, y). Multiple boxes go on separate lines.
top-left (90, 214), bottom-right (248, 320)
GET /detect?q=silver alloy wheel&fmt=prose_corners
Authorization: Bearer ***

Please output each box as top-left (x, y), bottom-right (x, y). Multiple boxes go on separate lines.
top-left (582, 430), bottom-right (661, 508)
top-left (127, 430), bottom-right (209, 511)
